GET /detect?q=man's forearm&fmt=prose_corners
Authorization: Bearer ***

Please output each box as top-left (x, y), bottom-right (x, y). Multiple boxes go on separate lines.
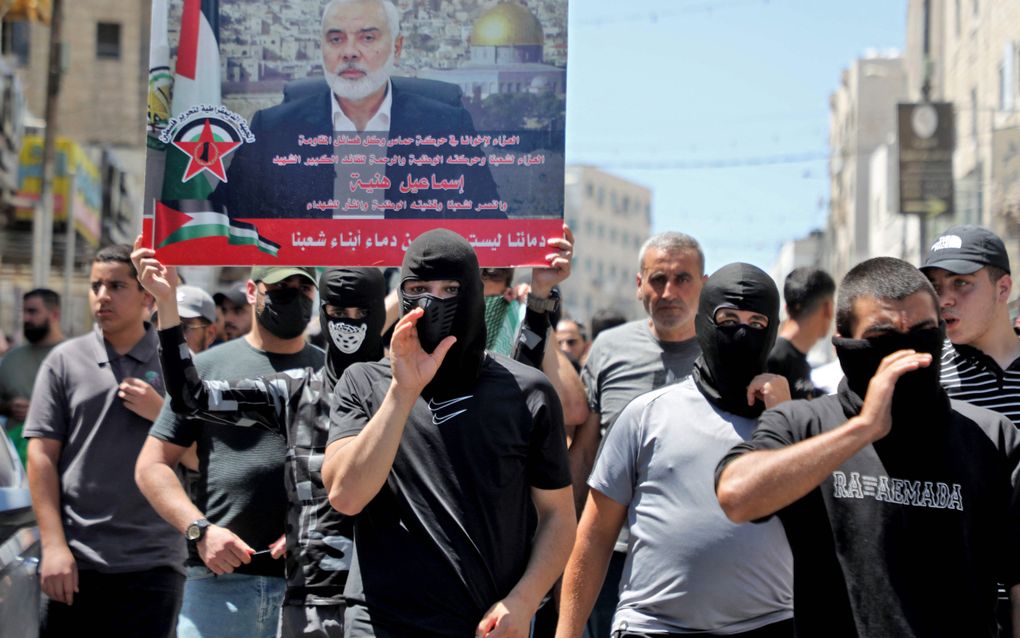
top-left (717, 416), bottom-right (874, 523)
top-left (325, 381), bottom-right (417, 516)
top-left (135, 438), bottom-right (204, 532)
top-left (555, 491), bottom-right (625, 638)
top-left (567, 411), bottom-right (600, 514)
top-left (505, 487), bottom-right (576, 614)
top-left (542, 342), bottom-right (589, 428)
top-left (27, 439), bottom-right (68, 550)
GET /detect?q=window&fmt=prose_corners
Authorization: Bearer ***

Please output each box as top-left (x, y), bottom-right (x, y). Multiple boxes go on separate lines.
top-left (1003, 42), bottom-right (1017, 112)
top-left (970, 87), bottom-right (978, 139)
top-left (96, 22), bottom-right (121, 59)
top-left (1, 21), bottom-right (31, 66)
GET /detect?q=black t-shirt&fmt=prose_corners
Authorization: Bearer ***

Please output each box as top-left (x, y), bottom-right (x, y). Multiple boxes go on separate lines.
top-left (717, 385), bottom-right (1020, 637)
top-left (150, 336), bottom-right (324, 577)
top-left (329, 354), bottom-right (571, 637)
top-left (157, 327), bottom-right (349, 604)
top-left (767, 337), bottom-right (818, 400)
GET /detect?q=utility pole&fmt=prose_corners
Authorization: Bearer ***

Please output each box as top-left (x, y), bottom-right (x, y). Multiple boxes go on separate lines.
top-left (32, 0), bottom-right (65, 287)
top-left (918, 0), bottom-right (932, 253)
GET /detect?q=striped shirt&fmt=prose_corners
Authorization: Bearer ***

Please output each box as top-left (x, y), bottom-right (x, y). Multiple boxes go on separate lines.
top-left (940, 340), bottom-right (1020, 428)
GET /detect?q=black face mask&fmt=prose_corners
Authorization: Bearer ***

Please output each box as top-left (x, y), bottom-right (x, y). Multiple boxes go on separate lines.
top-left (256, 286), bottom-right (313, 340)
top-left (833, 325), bottom-right (945, 423)
top-left (24, 321), bottom-right (49, 344)
top-left (319, 268), bottom-right (386, 389)
top-left (399, 229), bottom-right (486, 399)
top-left (693, 263), bottom-right (780, 418)
top-left (400, 293), bottom-right (459, 353)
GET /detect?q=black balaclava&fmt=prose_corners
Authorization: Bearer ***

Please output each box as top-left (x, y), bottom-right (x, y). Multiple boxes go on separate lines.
top-left (318, 268), bottom-right (386, 391)
top-left (832, 323), bottom-right (946, 425)
top-left (399, 228), bottom-right (486, 399)
top-left (256, 287), bottom-right (314, 339)
top-left (693, 263), bottom-right (780, 418)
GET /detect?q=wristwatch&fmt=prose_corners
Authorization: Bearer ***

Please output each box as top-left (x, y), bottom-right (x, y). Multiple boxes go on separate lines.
top-left (526, 291), bottom-right (560, 314)
top-left (185, 518), bottom-right (210, 543)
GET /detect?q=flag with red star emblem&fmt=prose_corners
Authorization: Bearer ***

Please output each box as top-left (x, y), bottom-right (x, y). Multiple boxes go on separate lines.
top-left (171, 118), bottom-right (240, 183)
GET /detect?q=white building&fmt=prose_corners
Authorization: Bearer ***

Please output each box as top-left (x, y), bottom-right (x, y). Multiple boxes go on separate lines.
top-left (825, 53), bottom-right (911, 283)
top-left (558, 165), bottom-right (652, 325)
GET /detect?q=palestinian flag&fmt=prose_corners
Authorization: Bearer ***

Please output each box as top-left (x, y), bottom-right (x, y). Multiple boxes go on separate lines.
top-left (163, 0), bottom-right (221, 202)
top-left (156, 204), bottom-right (280, 256)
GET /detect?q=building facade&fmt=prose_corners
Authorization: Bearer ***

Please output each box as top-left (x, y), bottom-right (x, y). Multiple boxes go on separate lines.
top-left (559, 165), bottom-right (652, 325)
top-left (904, 0), bottom-right (1020, 289)
top-left (1, 0), bottom-right (152, 338)
top-left (825, 53), bottom-right (912, 284)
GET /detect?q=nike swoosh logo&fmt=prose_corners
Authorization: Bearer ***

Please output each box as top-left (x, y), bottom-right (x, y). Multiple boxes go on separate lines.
top-left (432, 408), bottom-right (468, 425)
top-left (427, 395), bottom-right (473, 410)
top-left (428, 395), bottom-right (473, 425)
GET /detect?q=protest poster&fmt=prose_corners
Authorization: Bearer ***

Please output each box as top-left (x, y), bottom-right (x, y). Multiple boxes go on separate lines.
top-left (142, 0), bottom-right (568, 266)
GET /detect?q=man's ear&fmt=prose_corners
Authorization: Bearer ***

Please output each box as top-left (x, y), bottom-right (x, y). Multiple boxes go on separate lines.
top-left (246, 280), bottom-right (259, 306)
top-left (997, 274), bottom-right (1013, 304)
top-left (822, 298), bottom-right (835, 322)
top-left (635, 273), bottom-right (642, 300)
top-left (393, 34), bottom-right (404, 60)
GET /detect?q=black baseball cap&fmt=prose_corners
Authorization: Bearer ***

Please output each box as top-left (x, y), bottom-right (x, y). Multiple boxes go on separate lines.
top-left (920, 225), bottom-right (1011, 275)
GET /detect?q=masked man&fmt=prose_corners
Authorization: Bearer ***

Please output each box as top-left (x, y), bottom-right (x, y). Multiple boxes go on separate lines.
top-left (323, 229), bottom-right (576, 638)
top-left (134, 244), bottom-right (386, 638)
top-left (136, 263), bottom-right (324, 638)
top-left (557, 263), bottom-right (794, 638)
top-left (716, 257), bottom-right (1020, 637)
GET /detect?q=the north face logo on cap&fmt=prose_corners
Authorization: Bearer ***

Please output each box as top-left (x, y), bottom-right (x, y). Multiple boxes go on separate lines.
top-left (930, 235), bottom-right (963, 251)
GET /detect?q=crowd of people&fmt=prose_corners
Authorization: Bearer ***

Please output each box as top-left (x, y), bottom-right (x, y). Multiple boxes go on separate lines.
top-left (2, 219), bottom-right (1020, 638)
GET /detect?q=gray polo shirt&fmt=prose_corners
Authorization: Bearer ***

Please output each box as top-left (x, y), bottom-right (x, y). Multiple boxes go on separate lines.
top-left (24, 323), bottom-right (186, 573)
top-left (590, 377), bottom-right (793, 634)
top-left (582, 319), bottom-right (701, 551)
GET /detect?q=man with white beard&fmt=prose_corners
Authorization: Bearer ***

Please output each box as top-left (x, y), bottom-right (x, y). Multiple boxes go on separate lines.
top-left (214, 0), bottom-right (500, 220)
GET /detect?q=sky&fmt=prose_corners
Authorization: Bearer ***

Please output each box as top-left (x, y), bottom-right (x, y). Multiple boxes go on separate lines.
top-left (564, 0), bottom-right (907, 274)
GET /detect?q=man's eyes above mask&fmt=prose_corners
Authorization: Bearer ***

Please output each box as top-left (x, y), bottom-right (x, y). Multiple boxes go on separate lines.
top-left (716, 316), bottom-right (767, 329)
top-left (404, 284), bottom-right (460, 296)
top-left (325, 305), bottom-right (368, 319)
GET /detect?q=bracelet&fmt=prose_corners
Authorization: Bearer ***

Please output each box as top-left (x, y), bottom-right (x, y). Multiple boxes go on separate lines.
top-left (526, 293), bottom-right (560, 314)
